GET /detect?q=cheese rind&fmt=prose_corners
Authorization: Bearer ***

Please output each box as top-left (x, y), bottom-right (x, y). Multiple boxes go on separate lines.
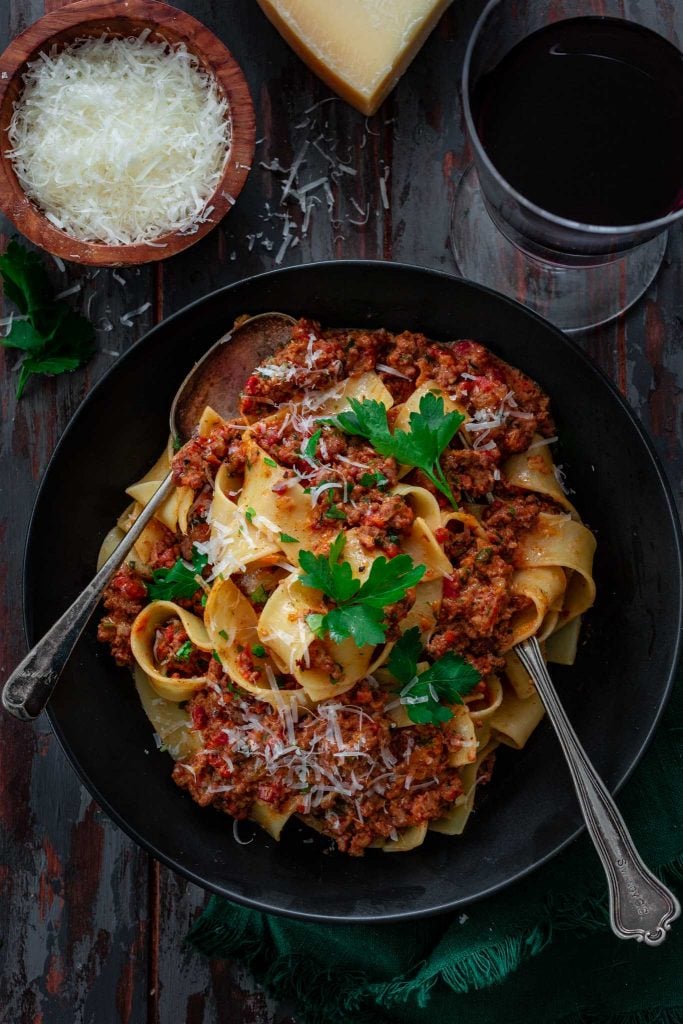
top-left (256, 0), bottom-right (452, 116)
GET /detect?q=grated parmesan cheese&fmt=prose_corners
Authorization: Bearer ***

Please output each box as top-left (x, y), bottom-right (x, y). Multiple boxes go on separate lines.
top-left (7, 32), bottom-right (232, 245)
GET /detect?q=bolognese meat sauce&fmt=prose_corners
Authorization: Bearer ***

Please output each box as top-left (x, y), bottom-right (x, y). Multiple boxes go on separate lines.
top-left (98, 319), bottom-right (569, 854)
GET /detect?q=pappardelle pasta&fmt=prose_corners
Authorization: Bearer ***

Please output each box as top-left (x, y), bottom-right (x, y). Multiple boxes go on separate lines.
top-left (97, 319), bottom-right (596, 855)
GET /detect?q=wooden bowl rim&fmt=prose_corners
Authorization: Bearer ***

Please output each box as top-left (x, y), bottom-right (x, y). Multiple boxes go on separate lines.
top-left (0, 0), bottom-right (256, 266)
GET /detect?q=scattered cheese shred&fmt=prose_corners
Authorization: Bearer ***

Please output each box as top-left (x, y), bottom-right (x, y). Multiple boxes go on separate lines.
top-left (7, 32), bottom-right (232, 245)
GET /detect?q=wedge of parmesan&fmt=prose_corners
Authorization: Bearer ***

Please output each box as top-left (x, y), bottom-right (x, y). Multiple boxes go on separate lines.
top-left (256, 0), bottom-right (452, 115)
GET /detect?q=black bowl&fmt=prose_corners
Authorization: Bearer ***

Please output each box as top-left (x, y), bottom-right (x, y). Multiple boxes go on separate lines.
top-left (24, 261), bottom-right (682, 922)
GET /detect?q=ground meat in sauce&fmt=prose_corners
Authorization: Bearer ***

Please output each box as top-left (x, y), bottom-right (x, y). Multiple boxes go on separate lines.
top-left (240, 326), bottom-right (555, 458)
top-left (441, 448), bottom-right (501, 501)
top-left (99, 319), bottom-right (573, 853)
top-left (97, 565), bottom-right (147, 666)
top-left (173, 681), bottom-right (473, 856)
top-left (172, 423), bottom-right (246, 490)
top-left (153, 620), bottom-right (211, 678)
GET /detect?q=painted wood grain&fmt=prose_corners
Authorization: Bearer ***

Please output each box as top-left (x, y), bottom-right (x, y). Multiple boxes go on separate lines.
top-left (0, 0), bottom-right (681, 1022)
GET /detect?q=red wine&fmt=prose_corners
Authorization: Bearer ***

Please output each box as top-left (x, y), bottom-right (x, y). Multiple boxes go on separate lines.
top-left (473, 18), bottom-right (683, 226)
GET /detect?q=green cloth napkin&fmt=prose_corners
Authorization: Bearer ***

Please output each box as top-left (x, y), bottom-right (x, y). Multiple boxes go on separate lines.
top-left (188, 671), bottom-right (683, 1024)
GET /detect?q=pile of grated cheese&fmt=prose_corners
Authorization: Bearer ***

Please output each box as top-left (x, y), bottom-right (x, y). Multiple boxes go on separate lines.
top-left (7, 31), bottom-right (232, 245)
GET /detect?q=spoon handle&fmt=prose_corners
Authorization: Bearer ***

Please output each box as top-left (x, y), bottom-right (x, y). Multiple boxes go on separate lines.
top-left (516, 637), bottom-right (680, 945)
top-left (2, 474), bottom-right (175, 721)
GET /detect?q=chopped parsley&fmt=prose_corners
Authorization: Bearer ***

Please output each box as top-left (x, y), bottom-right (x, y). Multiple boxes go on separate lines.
top-left (263, 456), bottom-right (277, 468)
top-left (245, 506), bottom-right (256, 523)
top-left (324, 505), bottom-right (347, 520)
top-left (212, 649), bottom-right (222, 664)
top-left (218, 629), bottom-right (229, 641)
top-left (175, 640), bottom-right (193, 662)
top-left (251, 643), bottom-right (266, 658)
top-left (299, 533), bottom-right (426, 647)
top-left (303, 428), bottom-right (322, 460)
top-left (280, 532), bottom-right (298, 544)
top-left (250, 584), bottom-right (269, 605)
top-left (324, 393), bottom-right (464, 508)
top-left (359, 471), bottom-right (389, 489)
top-left (387, 627), bottom-right (481, 725)
top-left (147, 547), bottom-right (208, 601)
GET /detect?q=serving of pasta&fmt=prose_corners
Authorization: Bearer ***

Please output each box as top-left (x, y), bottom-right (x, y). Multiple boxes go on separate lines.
top-left (97, 318), bottom-right (596, 856)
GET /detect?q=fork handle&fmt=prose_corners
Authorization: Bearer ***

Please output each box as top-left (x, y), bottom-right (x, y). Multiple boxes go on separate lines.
top-left (2, 474), bottom-right (175, 721)
top-left (516, 637), bottom-right (680, 945)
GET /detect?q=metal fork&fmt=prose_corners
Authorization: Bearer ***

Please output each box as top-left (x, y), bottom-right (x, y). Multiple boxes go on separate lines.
top-left (516, 636), bottom-right (679, 945)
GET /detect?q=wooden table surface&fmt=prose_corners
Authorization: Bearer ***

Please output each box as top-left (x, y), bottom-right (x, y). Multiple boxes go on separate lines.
top-left (1, 1), bottom-right (681, 1021)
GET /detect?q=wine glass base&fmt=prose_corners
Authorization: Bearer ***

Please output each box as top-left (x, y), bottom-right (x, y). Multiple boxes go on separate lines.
top-left (450, 165), bottom-right (667, 333)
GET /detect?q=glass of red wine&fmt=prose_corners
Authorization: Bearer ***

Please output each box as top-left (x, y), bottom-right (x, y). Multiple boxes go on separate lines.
top-left (451, 0), bottom-right (683, 332)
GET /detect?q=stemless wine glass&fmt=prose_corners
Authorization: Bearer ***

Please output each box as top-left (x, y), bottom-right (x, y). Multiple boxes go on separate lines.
top-left (451, 0), bottom-right (683, 333)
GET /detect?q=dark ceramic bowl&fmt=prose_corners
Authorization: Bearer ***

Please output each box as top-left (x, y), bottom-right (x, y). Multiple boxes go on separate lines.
top-left (23, 261), bottom-right (682, 922)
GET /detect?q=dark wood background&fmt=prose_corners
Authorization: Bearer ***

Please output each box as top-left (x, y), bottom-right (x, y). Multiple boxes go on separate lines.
top-left (1, 1), bottom-right (681, 1021)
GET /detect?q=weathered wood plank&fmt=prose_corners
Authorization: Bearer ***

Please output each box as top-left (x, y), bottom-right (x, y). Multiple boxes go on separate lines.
top-left (0, 0), bottom-right (157, 1009)
top-left (1, 0), bottom-right (681, 1022)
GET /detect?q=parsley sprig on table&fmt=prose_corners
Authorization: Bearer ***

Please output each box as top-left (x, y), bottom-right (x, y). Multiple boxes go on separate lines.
top-left (147, 547), bottom-right (208, 601)
top-left (387, 627), bottom-right (481, 724)
top-left (298, 533), bottom-right (426, 647)
top-left (0, 241), bottom-right (95, 398)
top-left (323, 393), bottom-right (464, 508)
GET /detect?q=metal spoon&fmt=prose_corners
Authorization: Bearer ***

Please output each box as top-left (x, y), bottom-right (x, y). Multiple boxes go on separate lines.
top-left (2, 311), bottom-right (295, 721)
top-left (516, 636), bottom-right (680, 945)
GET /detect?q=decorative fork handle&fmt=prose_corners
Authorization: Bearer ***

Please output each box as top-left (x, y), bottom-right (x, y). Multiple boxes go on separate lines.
top-left (516, 637), bottom-right (680, 945)
top-left (2, 474), bottom-right (175, 721)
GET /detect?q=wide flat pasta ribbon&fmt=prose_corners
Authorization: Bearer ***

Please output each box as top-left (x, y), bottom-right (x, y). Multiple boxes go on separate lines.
top-left (257, 576), bottom-right (386, 702)
top-left (133, 665), bottom-right (201, 761)
top-left (429, 739), bottom-right (499, 837)
top-left (125, 441), bottom-right (194, 534)
top-left (517, 513), bottom-right (597, 627)
top-left (205, 577), bottom-right (308, 709)
top-left (130, 600), bottom-right (212, 702)
top-left (503, 439), bottom-right (577, 517)
top-left (202, 463), bottom-right (279, 578)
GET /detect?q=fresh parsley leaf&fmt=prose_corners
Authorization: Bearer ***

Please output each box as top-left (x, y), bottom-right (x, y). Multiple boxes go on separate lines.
top-left (386, 629), bottom-right (480, 724)
top-left (303, 428), bottom-right (322, 460)
top-left (354, 554), bottom-right (425, 608)
top-left (250, 584), bottom-right (269, 605)
top-left (264, 456), bottom-right (277, 468)
top-left (387, 635), bottom-right (481, 725)
top-left (212, 650), bottom-right (222, 664)
top-left (245, 506), bottom-right (256, 523)
top-left (325, 397), bottom-right (390, 441)
top-left (324, 505), bottom-right (347, 520)
top-left (280, 532), bottom-right (298, 544)
top-left (147, 546), bottom-right (208, 601)
top-left (299, 533), bottom-right (359, 605)
top-left (299, 534), bottom-right (425, 648)
top-left (251, 643), bottom-right (266, 658)
top-left (218, 629), bottom-right (229, 641)
top-left (386, 627), bottom-right (423, 686)
top-left (175, 640), bottom-right (194, 662)
top-left (306, 612), bottom-right (326, 638)
top-left (359, 471), bottom-right (389, 488)
top-left (406, 654), bottom-right (480, 724)
top-left (323, 604), bottom-right (386, 646)
top-left (0, 241), bottom-right (95, 398)
top-left (325, 394), bottom-right (464, 508)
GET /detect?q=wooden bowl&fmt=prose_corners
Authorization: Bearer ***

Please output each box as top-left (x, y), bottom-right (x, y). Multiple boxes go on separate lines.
top-left (0, 0), bottom-right (255, 266)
